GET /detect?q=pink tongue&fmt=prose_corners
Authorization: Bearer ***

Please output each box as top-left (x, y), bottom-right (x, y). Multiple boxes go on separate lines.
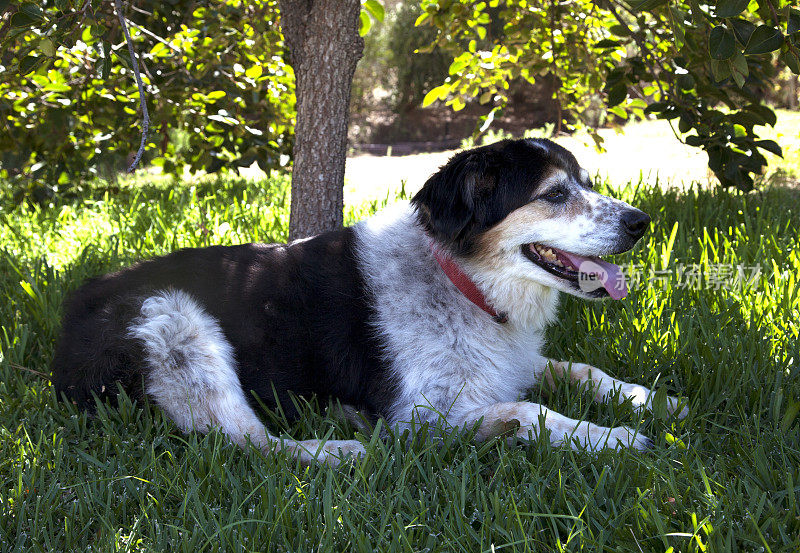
top-left (558, 251), bottom-right (628, 300)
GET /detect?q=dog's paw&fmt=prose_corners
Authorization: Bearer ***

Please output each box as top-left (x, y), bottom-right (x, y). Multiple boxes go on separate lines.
top-left (631, 390), bottom-right (689, 420)
top-left (587, 425), bottom-right (652, 452)
top-left (642, 394), bottom-right (689, 420)
top-left (665, 395), bottom-right (689, 420)
top-left (295, 439), bottom-right (366, 467)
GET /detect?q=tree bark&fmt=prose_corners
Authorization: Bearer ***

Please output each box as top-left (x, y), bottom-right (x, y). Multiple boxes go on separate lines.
top-left (279, 0), bottom-right (364, 241)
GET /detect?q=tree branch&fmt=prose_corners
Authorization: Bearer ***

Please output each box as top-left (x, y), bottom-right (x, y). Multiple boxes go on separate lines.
top-left (9, 362), bottom-right (51, 381)
top-left (114, 0), bottom-right (150, 173)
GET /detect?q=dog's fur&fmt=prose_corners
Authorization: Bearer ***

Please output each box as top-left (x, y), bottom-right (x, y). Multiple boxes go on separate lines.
top-left (52, 139), bottom-right (687, 466)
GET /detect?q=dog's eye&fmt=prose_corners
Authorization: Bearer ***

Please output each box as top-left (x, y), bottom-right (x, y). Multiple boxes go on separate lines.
top-left (540, 188), bottom-right (567, 203)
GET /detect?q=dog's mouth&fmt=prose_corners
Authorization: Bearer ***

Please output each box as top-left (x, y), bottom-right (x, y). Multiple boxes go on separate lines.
top-left (521, 243), bottom-right (628, 299)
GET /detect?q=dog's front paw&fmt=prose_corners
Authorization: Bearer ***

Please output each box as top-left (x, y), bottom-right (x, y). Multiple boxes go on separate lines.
top-left (295, 439), bottom-right (366, 467)
top-left (643, 393), bottom-right (689, 420)
top-left (665, 395), bottom-right (689, 419)
top-left (586, 424), bottom-right (652, 452)
top-left (626, 386), bottom-right (689, 420)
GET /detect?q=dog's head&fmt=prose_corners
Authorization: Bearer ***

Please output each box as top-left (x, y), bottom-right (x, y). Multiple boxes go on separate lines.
top-left (411, 138), bottom-right (650, 300)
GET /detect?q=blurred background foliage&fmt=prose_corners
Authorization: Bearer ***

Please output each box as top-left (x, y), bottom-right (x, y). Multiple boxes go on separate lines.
top-left (0, 0), bottom-right (294, 199)
top-left (416, 0), bottom-right (800, 191)
top-left (1, 0), bottom-right (800, 200)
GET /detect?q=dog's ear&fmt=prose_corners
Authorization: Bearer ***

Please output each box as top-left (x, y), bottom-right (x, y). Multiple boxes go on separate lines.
top-left (412, 148), bottom-right (498, 250)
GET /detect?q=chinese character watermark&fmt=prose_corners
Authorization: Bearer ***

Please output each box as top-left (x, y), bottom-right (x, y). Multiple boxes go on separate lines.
top-left (624, 263), bottom-right (762, 292)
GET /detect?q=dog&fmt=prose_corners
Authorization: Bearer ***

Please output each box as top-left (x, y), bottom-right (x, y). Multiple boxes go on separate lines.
top-left (52, 138), bottom-right (687, 466)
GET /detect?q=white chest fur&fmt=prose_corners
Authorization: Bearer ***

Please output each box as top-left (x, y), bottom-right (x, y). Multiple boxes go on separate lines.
top-left (355, 204), bottom-right (560, 426)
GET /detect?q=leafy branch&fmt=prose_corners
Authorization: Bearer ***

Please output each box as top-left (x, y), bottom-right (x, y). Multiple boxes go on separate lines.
top-left (418, 0), bottom-right (800, 192)
top-left (114, 0), bottom-right (149, 173)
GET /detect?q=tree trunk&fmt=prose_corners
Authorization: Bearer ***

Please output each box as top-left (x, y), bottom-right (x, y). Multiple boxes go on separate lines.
top-left (279, 0), bottom-right (364, 241)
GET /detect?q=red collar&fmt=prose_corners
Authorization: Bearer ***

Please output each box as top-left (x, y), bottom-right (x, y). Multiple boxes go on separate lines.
top-left (430, 246), bottom-right (507, 324)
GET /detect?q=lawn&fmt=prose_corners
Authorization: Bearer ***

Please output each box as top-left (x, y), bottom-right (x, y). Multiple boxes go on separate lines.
top-left (1, 173), bottom-right (799, 552)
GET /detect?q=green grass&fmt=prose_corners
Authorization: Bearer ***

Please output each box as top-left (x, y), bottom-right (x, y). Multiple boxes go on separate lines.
top-left (1, 174), bottom-right (799, 552)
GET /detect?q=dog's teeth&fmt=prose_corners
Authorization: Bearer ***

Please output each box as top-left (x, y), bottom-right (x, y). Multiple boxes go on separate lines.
top-left (532, 244), bottom-right (560, 264)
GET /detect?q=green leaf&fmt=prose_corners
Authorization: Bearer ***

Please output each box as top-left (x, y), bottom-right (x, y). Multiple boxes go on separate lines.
top-left (449, 57), bottom-right (467, 75)
top-left (710, 58), bottom-right (731, 82)
top-left (715, 0), bottom-right (748, 18)
top-left (43, 81), bottom-right (71, 93)
top-left (730, 18), bottom-right (756, 46)
top-left (10, 11), bottom-right (36, 28)
top-left (783, 50), bottom-right (800, 74)
top-left (150, 42), bottom-right (168, 57)
top-left (685, 135), bottom-right (703, 146)
top-left (90, 23), bottom-right (106, 38)
top-left (669, 7), bottom-right (686, 46)
top-left (18, 2), bottom-right (45, 21)
top-left (422, 84), bottom-right (450, 107)
top-left (18, 55), bottom-right (39, 75)
top-left (729, 53), bottom-right (748, 87)
top-left (102, 40), bottom-right (111, 79)
top-left (245, 65), bottom-right (262, 79)
top-left (594, 39), bottom-right (621, 49)
top-left (743, 25), bottom-right (784, 55)
top-left (709, 26), bottom-right (736, 60)
top-left (606, 84), bottom-right (627, 107)
top-left (746, 103), bottom-right (777, 126)
top-left (644, 101), bottom-right (669, 114)
top-left (678, 115), bottom-right (691, 133)
top-left (38, 38), bottom-right (55, 57)
top-left (788, 8), bottom-right (800, 35)
top-left (731, 53), bottom-right (747, 73)
top-left (608, 24), bottom-right (630, 37)
top-left (608, 105), bottom-right (627, 119)
top-left (364, 0), bottom-right (384, 22)
top-left (449, 96), bottom-right (466, 111)
top-left (207, 90), bottom-right (226, 101)
top-left (731, 70), bottom-right (744, 88)
top-left (677, 72), bottom-right (695, 90)
top-left (114, 48), bottom-right (133, 70)
top-left (359, 10), bottom-right (371, 36)
top-left (754, 139), bottom-right (782, 156)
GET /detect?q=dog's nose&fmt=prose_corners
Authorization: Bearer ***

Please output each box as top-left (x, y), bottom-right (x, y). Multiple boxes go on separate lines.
top-left (621, 209), bottom-right (650, 239)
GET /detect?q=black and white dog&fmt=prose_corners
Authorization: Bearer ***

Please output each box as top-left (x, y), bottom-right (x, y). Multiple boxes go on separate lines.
top-left (52, 139), bottom-right (687, 466)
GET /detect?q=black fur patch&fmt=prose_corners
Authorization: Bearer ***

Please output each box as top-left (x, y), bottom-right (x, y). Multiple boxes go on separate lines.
top-left (51, 228), bottom-right (396, 419)
top-left (411, 138), bottom-right (584, 255)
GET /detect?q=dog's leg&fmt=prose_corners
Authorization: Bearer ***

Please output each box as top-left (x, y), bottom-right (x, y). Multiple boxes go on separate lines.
top-left (129, 289), bottom-right (365, 467)
top-left (541, 359), bottom-right (688, 419)
top-left (459, 402), bottom-right (652, 451)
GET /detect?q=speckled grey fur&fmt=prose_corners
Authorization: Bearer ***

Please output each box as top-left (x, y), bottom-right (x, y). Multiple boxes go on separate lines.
top-left (354, 203), bottom-right (557, 429)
